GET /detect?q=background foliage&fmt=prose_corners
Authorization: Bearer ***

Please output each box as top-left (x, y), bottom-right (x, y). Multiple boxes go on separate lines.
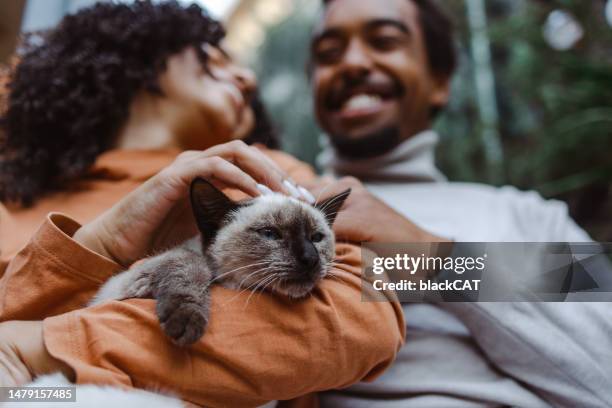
top-left (253, 0), bottom-right (612, 240)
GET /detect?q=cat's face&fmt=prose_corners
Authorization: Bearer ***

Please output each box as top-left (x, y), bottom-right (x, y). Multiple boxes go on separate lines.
top-left (190, 178), bottom-right (350, 299)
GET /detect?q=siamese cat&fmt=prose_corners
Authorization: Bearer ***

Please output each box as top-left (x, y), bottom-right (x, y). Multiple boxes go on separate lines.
top-left (91, 177), bottom-right (350, 346)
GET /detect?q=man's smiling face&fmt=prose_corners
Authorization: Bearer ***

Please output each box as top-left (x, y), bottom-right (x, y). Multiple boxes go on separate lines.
top-left (311, 0), bottom-right (450, 157)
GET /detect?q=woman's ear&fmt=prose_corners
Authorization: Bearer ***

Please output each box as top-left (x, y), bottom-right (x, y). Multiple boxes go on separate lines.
top-left (315, 189), bottom-right (351, 226)
top-left (190, 178), bottom-right (238, 243)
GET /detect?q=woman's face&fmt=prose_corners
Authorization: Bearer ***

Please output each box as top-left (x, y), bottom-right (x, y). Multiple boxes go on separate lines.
top-left (156, 45), bottom-right (257, 150)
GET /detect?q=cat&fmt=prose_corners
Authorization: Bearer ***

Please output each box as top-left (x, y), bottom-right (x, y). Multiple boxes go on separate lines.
top-left (91, 177), bottom-right (350, 346)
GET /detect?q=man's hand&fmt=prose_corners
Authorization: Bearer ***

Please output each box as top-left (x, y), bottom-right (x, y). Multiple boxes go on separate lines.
top-left (73, 140), bottom-right (301, 267)
top-left (308, 177), bottom-right (449, 244)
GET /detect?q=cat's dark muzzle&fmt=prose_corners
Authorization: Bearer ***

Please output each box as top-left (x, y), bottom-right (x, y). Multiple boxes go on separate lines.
top-left (277, 273), bottom-right (322, 299)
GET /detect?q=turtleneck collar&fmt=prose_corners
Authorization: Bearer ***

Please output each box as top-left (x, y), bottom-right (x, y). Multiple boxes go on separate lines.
top-left (317, 130), bottom-right (447, 183)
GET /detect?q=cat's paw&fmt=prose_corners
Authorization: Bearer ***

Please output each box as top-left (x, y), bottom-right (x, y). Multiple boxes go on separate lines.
top-left (156, 294), bottom-right (208, 346)
top-left (92, 266), bottom-right (155, 306)
top-left (123, 270), bottom-right (154, 299)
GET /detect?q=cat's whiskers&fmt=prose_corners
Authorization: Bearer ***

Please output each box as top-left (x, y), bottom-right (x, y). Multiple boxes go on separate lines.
top-left (235, 262), bottom-right (292, 288)
top-left (322, 261), bottom-right (349, 286)
top-left (217, 261), bottom-right (282, 284)
top-left (243, 273), bottom-right (280, 309)
top-left (221, 281), bottom-right (265, 307)
top-left (243, 276), bottom-right (272, 307)
top-left (248, 272), bottom-right (294, 307)
top-left (222, 266), bottom-right (288, 306)
top-left (209, 261), bottom-right (270, 285)
top-left (236, 266), bottom-right (273, 288)
top-left (254, 275), bottom-right (285, 301)
top-left (261, 272), bottom-right (291, 294)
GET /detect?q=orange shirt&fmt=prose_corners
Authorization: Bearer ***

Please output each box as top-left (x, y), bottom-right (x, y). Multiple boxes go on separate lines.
top-left (0, 148), bottom-right (404, 407)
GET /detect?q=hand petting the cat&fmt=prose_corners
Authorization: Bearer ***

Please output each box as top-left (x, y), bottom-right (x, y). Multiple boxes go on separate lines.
top-left (307, 177), bottom-right (450, 244)
top-left (73, 140), bottom-right (305, 267)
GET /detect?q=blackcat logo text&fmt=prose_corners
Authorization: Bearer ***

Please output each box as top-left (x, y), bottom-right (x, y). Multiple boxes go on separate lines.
top-left (371, 253), bottom-right (485, 293)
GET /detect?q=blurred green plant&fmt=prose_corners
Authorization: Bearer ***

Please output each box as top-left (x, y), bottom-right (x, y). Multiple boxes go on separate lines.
top-left (441, 0), bottom-right (612, 240)
top-left (252, 0), bottom-right (321, 166)
top-left (438, 0), bottom-right (612, 194)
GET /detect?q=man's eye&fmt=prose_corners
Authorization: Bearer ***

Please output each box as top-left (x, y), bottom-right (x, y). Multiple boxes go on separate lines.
top-left (315, 49), bottom-right (342, 64)
top-left (258, 227), bottom-right (281, 240)
top-left (313, 40), bottom-right (344, 64)
top-left (370, 36), bottom-right (400, 51)
top-left (311, 232), bottom-right (325, 243)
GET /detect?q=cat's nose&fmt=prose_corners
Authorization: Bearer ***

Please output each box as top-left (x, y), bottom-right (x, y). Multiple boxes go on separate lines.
top-left (297, 242), bottom-right (320, 273)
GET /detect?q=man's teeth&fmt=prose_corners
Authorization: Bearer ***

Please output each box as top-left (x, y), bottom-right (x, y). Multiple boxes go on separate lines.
top-left (343, 94), bottom-right (383, 110)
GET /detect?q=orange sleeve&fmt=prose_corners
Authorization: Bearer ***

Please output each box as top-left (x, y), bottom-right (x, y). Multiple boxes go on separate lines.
top-left (2, 149), bottom-right (404, 406)
top-left (0, 213), bottom-right (122, 321)
top-left (43, 242), bottom-right (404, 407)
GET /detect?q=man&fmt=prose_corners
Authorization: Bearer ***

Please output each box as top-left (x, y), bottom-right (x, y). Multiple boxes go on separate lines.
top-left (308, 0), bottom-right (612, 406)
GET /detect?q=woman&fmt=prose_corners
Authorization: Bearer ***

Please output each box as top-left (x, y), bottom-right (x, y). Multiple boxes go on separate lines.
top-left (0, 1), bottom-right (286, 253)
top-left (0, 2), bottom-right (403, 407)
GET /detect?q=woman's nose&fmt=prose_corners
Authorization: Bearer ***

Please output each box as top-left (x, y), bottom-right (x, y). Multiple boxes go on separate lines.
top-left (232, 65), bottom-right (257, 100)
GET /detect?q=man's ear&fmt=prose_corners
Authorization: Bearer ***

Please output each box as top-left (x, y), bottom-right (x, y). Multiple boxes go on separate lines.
top-left (429, 74), bottom-right (451, 108)
top-left (315, 189), bottom-right (351, 226)
top-left (190, 177), bottom-right (239, 243)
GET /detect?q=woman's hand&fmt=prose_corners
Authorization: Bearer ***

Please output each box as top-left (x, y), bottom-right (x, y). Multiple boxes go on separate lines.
top-left (74, 140), bottom-right (301, 266)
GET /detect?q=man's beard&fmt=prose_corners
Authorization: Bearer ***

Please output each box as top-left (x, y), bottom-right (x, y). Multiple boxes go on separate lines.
top-left (328, 126), bottom-right (402, 159)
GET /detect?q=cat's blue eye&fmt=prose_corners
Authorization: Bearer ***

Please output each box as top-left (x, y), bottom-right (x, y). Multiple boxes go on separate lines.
top-left (258, 227), bottom-right (281, 240)
top-left (311, 232), bottom-right (324, 243)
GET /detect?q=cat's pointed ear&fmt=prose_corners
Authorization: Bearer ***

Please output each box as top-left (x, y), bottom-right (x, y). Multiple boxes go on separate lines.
top-left (315, 189), bottom-right (351, 226)
top-left (190, 177), bottom-right (239, 242)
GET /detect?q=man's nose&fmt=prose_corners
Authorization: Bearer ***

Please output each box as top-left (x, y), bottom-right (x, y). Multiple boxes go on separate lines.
top-left (339, 39), bottom-right (373, 80)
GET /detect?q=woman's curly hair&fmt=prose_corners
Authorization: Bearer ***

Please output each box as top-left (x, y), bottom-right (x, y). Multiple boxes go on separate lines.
top-left (0, 1), bottom-right (276, 206)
